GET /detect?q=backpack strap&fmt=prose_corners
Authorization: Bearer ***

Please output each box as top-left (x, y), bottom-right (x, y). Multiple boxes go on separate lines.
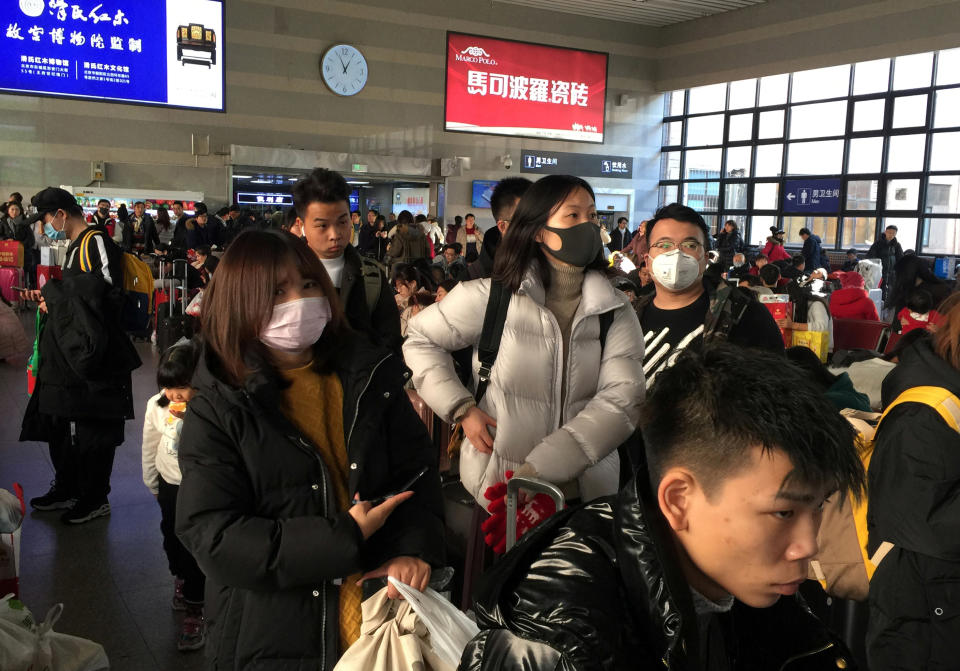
top-left (705, 284), bottom-right (750, 341)
top-left (877, 386), bottom-right (960, 432)
top-left (474, 280), bottom-right (511, 404)
top-left (78, 227), bottom-right (102, 273)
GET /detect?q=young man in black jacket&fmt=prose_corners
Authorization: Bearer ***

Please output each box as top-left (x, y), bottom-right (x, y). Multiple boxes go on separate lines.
top-left (463, 343), bottom-right (864, 671)
top-left (468, 177), bottom-right (532, 280)
top-left (20, 187), bottom-right (142, 524)
top-left (293, 168), bottom-right (401, 351)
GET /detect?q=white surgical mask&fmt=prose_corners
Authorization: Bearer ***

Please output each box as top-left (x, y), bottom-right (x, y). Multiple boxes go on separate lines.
top-left (651, 248), bottom-right (701, 292)
top-left (260, 297), bottom-right (331, 352)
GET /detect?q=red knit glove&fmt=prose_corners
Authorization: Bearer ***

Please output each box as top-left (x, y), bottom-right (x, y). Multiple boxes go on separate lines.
top-left (481, 471), bottom-right (558, 554)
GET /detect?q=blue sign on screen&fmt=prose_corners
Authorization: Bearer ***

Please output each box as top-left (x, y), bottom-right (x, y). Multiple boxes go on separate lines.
top-left (1, 0), bottom-right (224, 110)
top-left (472, 180), bottom-right (497, 209)
top-left (783, 179), bottom-right (842, 214)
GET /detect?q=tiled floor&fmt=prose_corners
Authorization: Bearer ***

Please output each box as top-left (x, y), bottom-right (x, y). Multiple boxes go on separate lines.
top-left (0, 310), bottom-right (206, 671)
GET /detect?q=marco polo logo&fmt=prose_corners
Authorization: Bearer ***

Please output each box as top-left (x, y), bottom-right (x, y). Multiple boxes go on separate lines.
top-left (456, 46), bottom-right (498, 66)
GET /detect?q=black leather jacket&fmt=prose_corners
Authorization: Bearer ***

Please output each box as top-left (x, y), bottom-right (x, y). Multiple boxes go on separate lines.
top-left (461, 472), bottom-right (854, 671)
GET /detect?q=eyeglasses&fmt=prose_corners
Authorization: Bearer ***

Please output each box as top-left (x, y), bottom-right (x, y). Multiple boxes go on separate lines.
top-left (650, 239), bottom-right (703, 253)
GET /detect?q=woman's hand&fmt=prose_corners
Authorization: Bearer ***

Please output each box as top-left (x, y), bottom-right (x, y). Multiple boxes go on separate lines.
top-left (357, 556), bottom-right (431, 599)
top-left (775, 317), bottom-right (795, 330)
top-left (348, 491), bottom-right (414, 540)
top-left (461, 406), bottom-right (497, 454)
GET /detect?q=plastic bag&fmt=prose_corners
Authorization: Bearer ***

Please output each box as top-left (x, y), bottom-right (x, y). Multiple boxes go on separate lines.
top-left (185, 290), bottom-right (203, 317)
top-left (0, 595), bottom-right (110, 671)
top-left (388, 577), bottom-right (479, 669)
top-left (0, 485), bottom-right (24, 597)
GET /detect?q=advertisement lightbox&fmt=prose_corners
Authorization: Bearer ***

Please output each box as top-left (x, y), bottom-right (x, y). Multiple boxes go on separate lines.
top-left (1, 0), bottom-right (225, 111)
top-left (445, 32), bottom-right (607, 144)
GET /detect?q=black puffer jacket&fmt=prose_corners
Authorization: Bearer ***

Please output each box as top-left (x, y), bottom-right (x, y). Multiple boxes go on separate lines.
top-left (176, 338), bottom-right (445, 670)
top-left (20, 272), bottom-right (140, 440)
top-left (866, 335), bottom-right (960, 670)
top-left (461, 471), bottom-right (854, 670)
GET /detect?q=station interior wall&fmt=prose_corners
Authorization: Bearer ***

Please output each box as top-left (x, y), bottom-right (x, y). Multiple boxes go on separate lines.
top-left (2, 0), bottom-right (960, 228)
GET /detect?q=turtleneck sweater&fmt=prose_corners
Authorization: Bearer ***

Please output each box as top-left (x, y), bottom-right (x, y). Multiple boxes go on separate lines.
top-left (544, 256), bottom-right (585, 401)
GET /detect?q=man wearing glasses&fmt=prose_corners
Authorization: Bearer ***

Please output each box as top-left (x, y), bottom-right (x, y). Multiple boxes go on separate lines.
top-left (635, 203), bottom-right (783, 383)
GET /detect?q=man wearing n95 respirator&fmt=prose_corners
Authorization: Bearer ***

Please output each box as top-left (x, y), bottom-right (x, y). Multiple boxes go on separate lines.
top-left (633, 203), bottom-right (783, 383)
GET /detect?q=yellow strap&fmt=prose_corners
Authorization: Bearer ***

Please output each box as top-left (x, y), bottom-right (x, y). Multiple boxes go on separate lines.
top-left (878, 386), bottom-right (960, 432)
top-left (79, 228), bottom-right (99, 273)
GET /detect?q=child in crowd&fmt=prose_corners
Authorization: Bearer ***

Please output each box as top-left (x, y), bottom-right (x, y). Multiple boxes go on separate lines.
top-left (141, 341), bottom-right (206, 652)
top-left (897, 288), bottom-right (942, 334)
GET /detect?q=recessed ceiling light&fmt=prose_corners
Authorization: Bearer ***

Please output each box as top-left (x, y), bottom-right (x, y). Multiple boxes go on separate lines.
top-left (232, 175), bottom-right (252, 179)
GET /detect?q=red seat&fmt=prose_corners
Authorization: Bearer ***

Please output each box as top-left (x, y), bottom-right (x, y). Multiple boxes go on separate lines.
top-left (832, 318), bottom-right (889, 351)
top-left (884, 330), bottom-right (902, 355)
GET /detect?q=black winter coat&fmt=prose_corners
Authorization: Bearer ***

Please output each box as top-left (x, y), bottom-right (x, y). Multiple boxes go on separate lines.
top-left (340, 245), bottom-right (402, 353)
top-left (715, 229), bottom-right (743, 267)
top-left (122, 214), bottom-right (160, 253)
top-left (801, 234), bottom-right (825, 273)
top-left (462, 472), bottom-right (854, 670)
top-left (20, 272), bottom-right (141, 440)
top-left (608, 227), bottom-right (632, 253)
top-left (866, 335), bottom-right (960, 670)
top-left (176, 338), bottom-right (444, 670)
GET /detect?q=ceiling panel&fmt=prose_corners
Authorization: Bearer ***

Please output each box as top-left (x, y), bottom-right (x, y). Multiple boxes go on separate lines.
top-left (495, 0), bottom-right (766, 27)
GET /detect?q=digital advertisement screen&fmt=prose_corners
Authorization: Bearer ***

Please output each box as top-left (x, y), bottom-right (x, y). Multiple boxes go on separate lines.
top-left (445, 32), bottom-right (607, 144)
top-left (1, 0), bottom-right (224, 111)
top-left (471, 180), bottom-right (497, 208)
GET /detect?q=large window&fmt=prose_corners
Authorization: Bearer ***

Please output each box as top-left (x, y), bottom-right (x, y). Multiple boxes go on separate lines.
top-left (660, 48), bottom-right (960, 254)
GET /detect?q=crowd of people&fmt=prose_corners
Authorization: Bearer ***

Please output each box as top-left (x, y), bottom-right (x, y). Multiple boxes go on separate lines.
top-left (3, 169), bottom-right (959, 671)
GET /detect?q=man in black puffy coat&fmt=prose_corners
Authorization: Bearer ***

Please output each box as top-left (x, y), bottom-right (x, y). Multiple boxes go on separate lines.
top-left (866, 329), bottom-right (960, 670)
top-left (20, 187), bottom-right (142, 524)
top-left (462, 343), bottom-right (863, 671)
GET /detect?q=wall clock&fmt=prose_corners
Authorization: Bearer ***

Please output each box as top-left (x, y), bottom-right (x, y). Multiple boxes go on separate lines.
top-left (320, 44), bottom-right (368, 97)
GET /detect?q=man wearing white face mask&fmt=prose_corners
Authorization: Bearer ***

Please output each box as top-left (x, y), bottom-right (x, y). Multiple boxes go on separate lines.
top-left (634, 203), bottom-right (783, 383)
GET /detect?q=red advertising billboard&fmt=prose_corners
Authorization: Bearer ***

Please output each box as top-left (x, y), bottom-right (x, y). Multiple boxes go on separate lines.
top-left (445, 32), bottom-right (608, 144)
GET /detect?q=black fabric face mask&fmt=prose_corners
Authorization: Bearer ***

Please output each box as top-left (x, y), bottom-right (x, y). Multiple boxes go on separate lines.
top-left (541, 222), bottom-right (603, 268)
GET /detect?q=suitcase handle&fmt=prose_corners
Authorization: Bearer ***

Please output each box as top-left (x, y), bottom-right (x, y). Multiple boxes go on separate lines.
top-left (172, 258), bottom-right (189, 310)
top-left (505, 476), bottom-right (565, 553)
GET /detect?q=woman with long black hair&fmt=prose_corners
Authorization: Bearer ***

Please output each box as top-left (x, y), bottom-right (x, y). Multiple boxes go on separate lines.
top-left (404, 174), bottom-right (644, 510)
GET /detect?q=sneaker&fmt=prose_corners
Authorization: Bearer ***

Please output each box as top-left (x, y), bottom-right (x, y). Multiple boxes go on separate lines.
top-left (60, 500), bottom-right (110, 524)
top-left (30, 482), bottom-right (77, 511)
top-left (172, 578), bottom-right (186, 612)
top-left (178, 604), bottom-right (206, 652)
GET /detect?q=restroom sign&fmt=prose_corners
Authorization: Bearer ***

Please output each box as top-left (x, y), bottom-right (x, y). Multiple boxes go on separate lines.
top-left (783, 179), bottom-right (841, 214)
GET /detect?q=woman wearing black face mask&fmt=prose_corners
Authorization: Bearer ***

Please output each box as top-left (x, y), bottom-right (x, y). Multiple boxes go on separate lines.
top-left (404, 175), bottom-right (644, 546)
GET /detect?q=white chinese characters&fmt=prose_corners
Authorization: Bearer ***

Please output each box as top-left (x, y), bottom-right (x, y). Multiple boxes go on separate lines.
top-left (466, 70), bottom-right (590, 106)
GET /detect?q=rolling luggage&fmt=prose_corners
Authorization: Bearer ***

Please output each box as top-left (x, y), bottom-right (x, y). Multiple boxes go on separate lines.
top-left (156, 259), bottom-right (195, 354)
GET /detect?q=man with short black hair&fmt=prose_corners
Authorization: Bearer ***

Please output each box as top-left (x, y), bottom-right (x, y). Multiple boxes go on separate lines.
top-left (463, 343), bottom-right (863, 671)
top-left (634, 203), bottom-right (783, 383)
top-left (608, 216), bottom-right (632, 253)
top-left (867, 225), bottom-right (904, 300)
top-left (799, 228), bottom-right (828, 274)
top-left (20, 187), bottom-right (141, 524)
top-left (781, 253), bottom-right (807, 281)
top-left (468, 177), bottom-right (532, 280)
top-left (759, 263), bottom-right (782, 290)
top-left (123, 201), bottom-right (160, 254)
top-left (841, 248), bottom-right (860, 272)
top-left (292, 168), bottom-right (400, 350)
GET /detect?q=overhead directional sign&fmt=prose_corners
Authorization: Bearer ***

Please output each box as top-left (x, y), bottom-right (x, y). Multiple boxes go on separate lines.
top-left (783, 178), bottom-right (842, 214)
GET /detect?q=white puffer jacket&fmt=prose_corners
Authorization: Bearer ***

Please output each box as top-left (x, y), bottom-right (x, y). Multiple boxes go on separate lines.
top-left (403, 267), bottom-right (645, 504)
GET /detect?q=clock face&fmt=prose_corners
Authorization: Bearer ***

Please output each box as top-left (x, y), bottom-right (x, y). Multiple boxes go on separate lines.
top-left (321, 44), bottom-right (368, 97)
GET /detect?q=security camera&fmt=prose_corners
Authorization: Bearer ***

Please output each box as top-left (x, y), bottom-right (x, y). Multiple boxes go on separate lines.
top-left (501, 154), bottom-right (513, 170)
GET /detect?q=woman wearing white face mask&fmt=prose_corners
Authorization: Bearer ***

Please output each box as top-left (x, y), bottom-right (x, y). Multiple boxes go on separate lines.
top-left (175, 229), bottom-right (444, 669)
top-left (404, 175), bottom-right (644, 549)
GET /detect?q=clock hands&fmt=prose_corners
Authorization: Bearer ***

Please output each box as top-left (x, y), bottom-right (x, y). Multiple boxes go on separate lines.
top-left (336, 53), bottom-right (347, 72)
top-left (342, 58), bottom-right (352, 74)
